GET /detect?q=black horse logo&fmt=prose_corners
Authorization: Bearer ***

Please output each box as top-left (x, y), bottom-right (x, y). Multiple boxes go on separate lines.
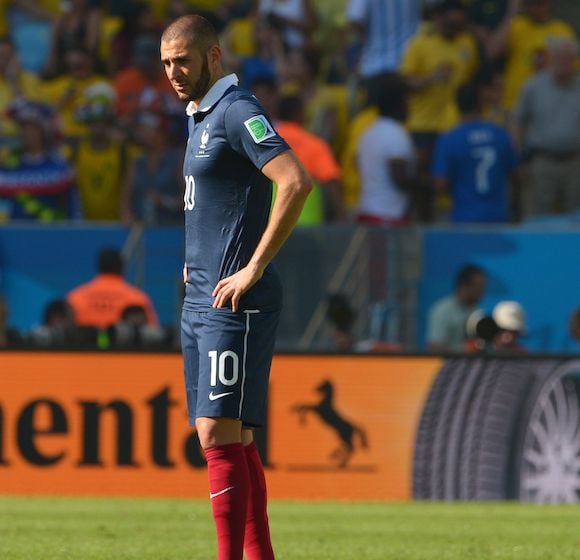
top-left (292, 380), bottom-right (368, 468)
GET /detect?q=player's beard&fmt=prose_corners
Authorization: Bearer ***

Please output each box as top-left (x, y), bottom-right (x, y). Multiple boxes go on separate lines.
top-left (188, 54), bottom-right (211, 103)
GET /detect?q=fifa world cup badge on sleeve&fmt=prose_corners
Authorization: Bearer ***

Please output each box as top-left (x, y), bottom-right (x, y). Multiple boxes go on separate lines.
top-left (244, 115), bottom-right (275, 144)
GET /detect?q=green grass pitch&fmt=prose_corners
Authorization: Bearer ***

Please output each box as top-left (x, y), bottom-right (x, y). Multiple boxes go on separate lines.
top-left (1, 496), bottom-right (579, 559)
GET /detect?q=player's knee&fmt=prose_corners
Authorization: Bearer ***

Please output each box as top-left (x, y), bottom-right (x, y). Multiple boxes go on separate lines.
top-left (196, 417), bottom-right (242, 449)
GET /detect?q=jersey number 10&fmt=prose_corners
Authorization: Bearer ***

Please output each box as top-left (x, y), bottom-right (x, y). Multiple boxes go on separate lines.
top-left (184, 175), bottom-right (196, 210)
top-left (208, 350), bottom-right (240, 386)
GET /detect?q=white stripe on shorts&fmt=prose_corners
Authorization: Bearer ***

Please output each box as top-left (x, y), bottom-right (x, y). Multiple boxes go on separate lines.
top-left (239, 310), bottom-right (260, 418)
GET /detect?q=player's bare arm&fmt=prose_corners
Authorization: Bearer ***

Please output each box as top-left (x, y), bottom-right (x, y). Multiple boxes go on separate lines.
top-left (212, 150), bottom-right (311, 311)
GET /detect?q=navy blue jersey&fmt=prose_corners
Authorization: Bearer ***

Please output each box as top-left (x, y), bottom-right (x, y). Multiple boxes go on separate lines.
top-left (432, 120), bottom-right (518, 223)
top-left (182, 75), bottom-right (289, 311)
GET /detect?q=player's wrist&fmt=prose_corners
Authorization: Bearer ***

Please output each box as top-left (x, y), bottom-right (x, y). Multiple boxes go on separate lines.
top-left (247, 260), bottom-right (266, 278)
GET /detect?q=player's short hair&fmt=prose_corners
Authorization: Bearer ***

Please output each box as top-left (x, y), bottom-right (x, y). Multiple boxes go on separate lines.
top-left (455, 264), bottom-right (485, 289)
top-left (161, 14), bottom-right (219, 54)
top-left (98, 248), bottom-right (123, 275)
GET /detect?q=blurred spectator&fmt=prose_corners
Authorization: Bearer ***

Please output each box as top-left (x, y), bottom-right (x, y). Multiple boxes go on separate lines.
top-left (0, 293), bottom-right (22, 347)
top-left (464, 299), bottom-right (527, 353)
top-left (464, 309), bottom-right (494, 352)
top-left (347, 0), bottom-right (420, 80)
top-left (276, 94), bottom-right (346, 224)
top-left (108, 304), bottom-right (170, 349)
top-left (479, 65), bottom-right (510, 127)
top-left (122, 111), bottom-right (184, 225)
top-left (0, 35), bottom-right (42, 138)
top-left (282, 46), bottom-right (350, 158)
top-left (167, 0), bottom-right (237, 31)
top-left (340, 74), bottom-right (387, 212)
top-left (257, 0), bottom-right (318, 49)
top-left (427, 264), bottom-right (487, 352)
top-left (568, 309), bottom-right (580, 351)
top-left (326, 293), bottom-right (402, 353)
top-left (221, 3), bottom-right (259, 64)
top-left (432, 81), bottom-right (519, 223)
top-left (0, 99), bottom-right (76, 221)
top-left (488, 0), bottom-right (576, 110)
top-left (29, 298), bottom-right (77, 347)
top-left (319, 13), bottom-right (357, 86)
top-left (40, 45), bottom-right (109, 142)
top-left (114, 34), bottom-right (180, 123)
top-left (512, 38), bottom-right (580, 218)
top-left (356, 75), bottom-right (415, 225)
top-left (491, 300), bottom-right (527, 352)
top-left (5, 0), bottom-right (56, 74)
top-left (67, 247), bottom-right (159, 330)
top-left (69, 82), bottom-right (126, 221)
top-left (250, 75), bottom-right (278, 120)
top-left (120, 304), bottom-right (148, 327)
top-left (400, 0), bottom-right (479, 221)
top-left (469, 0), bottom-right (508, 33)
top-left (226, 16), bottom-right (285, 89)
top-left (43, 0), bottom-right (103, 78)
top-left (327, 292), bottom-right (357, 352)
top-left (109, 2), bottom-right (162, 74)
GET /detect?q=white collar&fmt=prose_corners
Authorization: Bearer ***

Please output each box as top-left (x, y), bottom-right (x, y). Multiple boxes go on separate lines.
top-left (185, 74), bottom-right (239, 116)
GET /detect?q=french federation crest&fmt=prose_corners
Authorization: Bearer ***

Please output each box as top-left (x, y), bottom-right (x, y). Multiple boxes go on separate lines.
top-left (200, 125), bottom-right (210, 150)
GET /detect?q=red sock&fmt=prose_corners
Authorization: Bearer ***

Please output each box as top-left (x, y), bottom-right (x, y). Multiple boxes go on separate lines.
top-left (205, 443), bottom-right (250, 560)
top-left (244, 442), bottom-right (275, 560)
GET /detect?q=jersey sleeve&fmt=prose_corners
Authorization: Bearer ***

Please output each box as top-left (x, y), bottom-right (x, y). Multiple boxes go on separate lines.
top-left (224, 98), bottom-right (290, 170)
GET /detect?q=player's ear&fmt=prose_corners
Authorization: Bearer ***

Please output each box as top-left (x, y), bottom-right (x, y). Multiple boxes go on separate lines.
top-left (207, 44), bottom-right (222, 71)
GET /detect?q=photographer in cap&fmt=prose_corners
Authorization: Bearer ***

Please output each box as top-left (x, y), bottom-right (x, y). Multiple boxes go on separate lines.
top-left (466, 300), bottom-right (527, 353)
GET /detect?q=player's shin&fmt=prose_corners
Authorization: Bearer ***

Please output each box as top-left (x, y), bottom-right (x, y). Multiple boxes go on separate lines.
top-left (205, 443), bottom-right (250, 560)
top-left (244, 441), bottom-right (275, 560)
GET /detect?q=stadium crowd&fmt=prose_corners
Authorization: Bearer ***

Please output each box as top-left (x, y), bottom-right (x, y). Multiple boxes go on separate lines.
top-left (0, 0), bottom-right (579, 352)
top-left (0, 246), bottom-right (175, 349)
top-left (0, 0), bottom-right (577, 225)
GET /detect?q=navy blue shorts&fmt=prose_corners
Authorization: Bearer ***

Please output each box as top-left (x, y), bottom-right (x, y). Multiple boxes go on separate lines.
top-left (181, 308), bottom-right (280, 427)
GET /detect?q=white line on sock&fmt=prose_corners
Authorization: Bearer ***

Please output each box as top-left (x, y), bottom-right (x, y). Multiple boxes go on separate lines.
top-left (209, 486), bottom-right (235, 499)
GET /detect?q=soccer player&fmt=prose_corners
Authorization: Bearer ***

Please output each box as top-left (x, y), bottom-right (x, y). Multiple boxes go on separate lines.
top-left (160, 15), bottom-right (311, 560)
top-left (432, 82), bottom-right (519, 223)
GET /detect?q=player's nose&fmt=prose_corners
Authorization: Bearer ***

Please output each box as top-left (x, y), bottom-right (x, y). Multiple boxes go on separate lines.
top-left (166, 63), bottom-right (182, 80)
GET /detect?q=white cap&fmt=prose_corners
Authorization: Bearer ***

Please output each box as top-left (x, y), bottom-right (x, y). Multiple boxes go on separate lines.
top-left (492, 301), bottom-right (526, 332)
